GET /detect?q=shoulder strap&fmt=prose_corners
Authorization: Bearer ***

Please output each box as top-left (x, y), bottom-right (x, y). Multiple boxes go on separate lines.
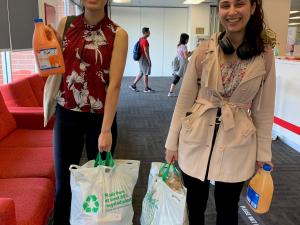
top-left (196, 40), bottom-right (210, 83)
top-left (62, 15), bottom-right (76, 39)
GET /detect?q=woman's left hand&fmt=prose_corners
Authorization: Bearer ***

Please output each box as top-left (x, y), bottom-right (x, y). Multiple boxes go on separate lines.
top-left (256, 161), bottom-right (274, 169)
top-left (98, 131), bottom-right (112, 152)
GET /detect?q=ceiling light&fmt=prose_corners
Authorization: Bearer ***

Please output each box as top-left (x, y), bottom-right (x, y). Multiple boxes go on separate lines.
top-left (183, 0), bottom-right (206, 5)
top-left (289, 16), bottom-right (300, 20)
top-left (289, 23), bottom-right (300, 26)
top-left (113, 0), bottom-right (131, 3)
top-left (290, 11), bottom-right (300, 14)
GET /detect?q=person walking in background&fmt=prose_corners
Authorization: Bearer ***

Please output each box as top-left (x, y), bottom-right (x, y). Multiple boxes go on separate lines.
top-left (46, 0), bottom-right (128, 224)
top-left (165, 0), bottom-right (276, 224)
top-left (129, 27), bottom-right (154, 93)
top-left (168, 33), bottom-right (192, 97)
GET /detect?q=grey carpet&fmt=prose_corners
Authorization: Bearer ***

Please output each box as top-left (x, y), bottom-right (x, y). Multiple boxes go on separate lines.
top-left (49, 77), bottom-right (300, 225)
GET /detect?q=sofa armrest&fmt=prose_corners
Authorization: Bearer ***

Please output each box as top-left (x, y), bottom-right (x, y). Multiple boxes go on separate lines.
top-left (0, 198), bottom-right (17, 225)
top-left (9, 107), bottom-right (54, 129)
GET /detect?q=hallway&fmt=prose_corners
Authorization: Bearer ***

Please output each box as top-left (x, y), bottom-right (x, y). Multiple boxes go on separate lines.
top-left (57, 77), bottom-right (300, 225)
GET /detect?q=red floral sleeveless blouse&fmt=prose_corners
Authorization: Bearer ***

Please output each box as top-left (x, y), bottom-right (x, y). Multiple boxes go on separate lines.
top-left (57, 14), bottom-right (118, 114)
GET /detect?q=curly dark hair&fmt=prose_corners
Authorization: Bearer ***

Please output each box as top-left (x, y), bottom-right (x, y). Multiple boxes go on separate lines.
top-left (218, 0), bottom-right (276, 56)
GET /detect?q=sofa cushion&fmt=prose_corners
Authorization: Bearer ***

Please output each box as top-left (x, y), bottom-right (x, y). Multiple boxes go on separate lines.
top-left (27, 74), bottom-right (45, 106)
top-left (0, 129), bottom-right (53, 148)
top-left (0, 198), bottom-right (17, 225)
top-left (0, 93), bottom-right (17, 141)
top-left (0, 78), bottom-right (39, 107)
top-left (0, 147), bottom-right (54, 181)
top-left (0, 178), bottom-right (54, 225)
top-left (8, 107), bottom-right (53, 129)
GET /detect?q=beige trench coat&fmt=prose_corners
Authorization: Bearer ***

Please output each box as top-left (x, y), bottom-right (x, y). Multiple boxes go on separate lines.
top-left (165, 33), bottom-right (276, 183)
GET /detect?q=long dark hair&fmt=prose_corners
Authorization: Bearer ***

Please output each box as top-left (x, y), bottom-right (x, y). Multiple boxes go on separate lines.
top-left (244, 0), bottom-right (266, 55)
top-left (178, 33), bottom-right (189, 47)
top-left (218, 0), bottom-right (276, 55)
top-left (104, 0), bottom-right (110, 16)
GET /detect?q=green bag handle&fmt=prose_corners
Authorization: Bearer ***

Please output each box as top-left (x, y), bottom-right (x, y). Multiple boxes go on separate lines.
top-left (159, 162), bottom-right (180, 182)
top-left (94, 152), bottom-right (115, 168)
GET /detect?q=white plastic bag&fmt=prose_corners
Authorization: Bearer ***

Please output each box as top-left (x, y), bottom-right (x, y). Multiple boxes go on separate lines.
top-left (69, 153), bottom-right (140, 225)
top-left (140, 162), bottom-right (188, 225)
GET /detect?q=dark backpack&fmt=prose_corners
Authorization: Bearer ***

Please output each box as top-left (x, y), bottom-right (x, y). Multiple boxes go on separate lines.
top-left (133, 39), bottom-right (141, 61)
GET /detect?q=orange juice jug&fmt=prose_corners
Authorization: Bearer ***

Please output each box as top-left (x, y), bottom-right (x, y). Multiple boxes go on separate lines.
top-left (33, 18), bottom-right (65, 77)
top-left (246, 164), bottom-right (274, 214)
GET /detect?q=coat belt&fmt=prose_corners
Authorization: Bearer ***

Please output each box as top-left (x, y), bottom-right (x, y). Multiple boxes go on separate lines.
top-left (194, 98), bottom-right (251, 131)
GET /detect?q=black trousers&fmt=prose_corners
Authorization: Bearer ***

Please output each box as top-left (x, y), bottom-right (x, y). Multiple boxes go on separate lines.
top-left (53, 105), bottom-right (117, 225)
top-left (172, 74), bottom-right (181, 85)
top-left (181, 108), bottom-right (244, 225)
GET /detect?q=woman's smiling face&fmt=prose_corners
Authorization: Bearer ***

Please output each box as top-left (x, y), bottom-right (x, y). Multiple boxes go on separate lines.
top-left (218, 0), bottom-right (256, 35)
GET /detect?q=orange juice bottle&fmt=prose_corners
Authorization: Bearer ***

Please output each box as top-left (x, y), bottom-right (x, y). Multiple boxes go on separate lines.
top-left (33, 18), bottom-right (65, 77)
top-left (246, 164), bottom-right (274, 214)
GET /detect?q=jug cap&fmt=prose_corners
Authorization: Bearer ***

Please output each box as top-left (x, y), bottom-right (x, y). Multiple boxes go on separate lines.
top-left (34, 18), bottom-right (43, 23)
top-left (263, 164), bottom-right (272, 171)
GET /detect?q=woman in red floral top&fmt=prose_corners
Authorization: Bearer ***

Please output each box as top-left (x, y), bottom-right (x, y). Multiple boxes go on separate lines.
top-left (48, 0), bottom-right (128, 224)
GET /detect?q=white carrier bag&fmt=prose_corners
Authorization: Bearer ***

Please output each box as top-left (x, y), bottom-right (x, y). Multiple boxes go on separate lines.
top-left (140, 162), bottom-right (188, 225)
top-left (69, 152), bottom-right (140, 225)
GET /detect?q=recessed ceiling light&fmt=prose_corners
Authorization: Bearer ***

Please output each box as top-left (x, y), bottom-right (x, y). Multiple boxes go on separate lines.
top-left (290, 11), bottom-right (300, 14)
top-left (289, 23), bottom-right (300, 26)
top-left (113, 0), bottom-right (131, 3)
top-left (290, 16), bottom-right (300, 20)
top-left (183, 0), bottom-right (205, 5)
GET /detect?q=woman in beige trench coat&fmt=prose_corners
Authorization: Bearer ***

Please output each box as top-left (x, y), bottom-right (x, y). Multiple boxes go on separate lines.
top-left (165, 0), bottom-right (276, 225)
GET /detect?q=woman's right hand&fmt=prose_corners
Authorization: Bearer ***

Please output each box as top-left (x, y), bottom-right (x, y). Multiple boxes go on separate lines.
top-left (165, 149), bottom-right (178, 164)
top-left (46, 24), bottom-right (62, 44)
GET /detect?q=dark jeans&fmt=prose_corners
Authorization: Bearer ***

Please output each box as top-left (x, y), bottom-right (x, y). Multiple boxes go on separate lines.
top-left (172, 74), bottom-right (181, 85)
top-left (53, 105), bottom-right (117, 225)
top-left (182, 108), bottom-right (244, 225)
top-left (182, 172), bottom-right (244, 225)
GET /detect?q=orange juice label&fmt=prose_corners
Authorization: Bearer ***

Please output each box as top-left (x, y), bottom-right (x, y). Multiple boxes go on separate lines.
top-left (246, 185), bottom-right (260, 209)
top-left (37, 47), bottom-right (61, 70)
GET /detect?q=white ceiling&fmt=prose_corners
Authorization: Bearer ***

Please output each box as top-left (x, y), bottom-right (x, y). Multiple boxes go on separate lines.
top-left (111, 0), bottom-right (217, 7)
top-left (111, 0), bottom-right (300, 10)
top-left (72, 0), bottom-right (300, 11)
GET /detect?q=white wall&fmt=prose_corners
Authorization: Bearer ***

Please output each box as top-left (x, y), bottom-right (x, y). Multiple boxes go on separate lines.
top-left (188, 3), bottom-right (211, 49)
top-left (273, 60), bottom-right (300, 152)
top-left (111, 6), bottom-right (188, 77)
top-left (163, 8), bottom-right (189, 75)
top-left (263, 0), bottom-right (291, 55)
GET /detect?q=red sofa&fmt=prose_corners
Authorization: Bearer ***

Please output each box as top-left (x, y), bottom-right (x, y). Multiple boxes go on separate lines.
top-left (0, 88), bottom-right (55, 225)
top-left (0, 74), bottom-right (44, 107)
top-left (0, 74), bottom-right (54, 129)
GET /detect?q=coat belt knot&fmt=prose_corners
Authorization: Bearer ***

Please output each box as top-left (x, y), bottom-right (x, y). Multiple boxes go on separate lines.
top-left (195, 98), bottom-right (251, 131)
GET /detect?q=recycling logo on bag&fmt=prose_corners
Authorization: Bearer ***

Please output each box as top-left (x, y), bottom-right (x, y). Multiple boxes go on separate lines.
top-left (82, 195), bottom-right (100, 214)
top-left (141, 191), bottom-right (158, 224)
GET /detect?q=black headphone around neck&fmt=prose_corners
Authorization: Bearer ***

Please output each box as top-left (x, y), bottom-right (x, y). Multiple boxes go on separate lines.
top-left (218, 32), bottom-right (255, 60)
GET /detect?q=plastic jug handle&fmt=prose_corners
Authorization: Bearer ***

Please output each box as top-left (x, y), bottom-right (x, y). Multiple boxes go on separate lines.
top-left (44, 25), bottom-right (60, 44)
